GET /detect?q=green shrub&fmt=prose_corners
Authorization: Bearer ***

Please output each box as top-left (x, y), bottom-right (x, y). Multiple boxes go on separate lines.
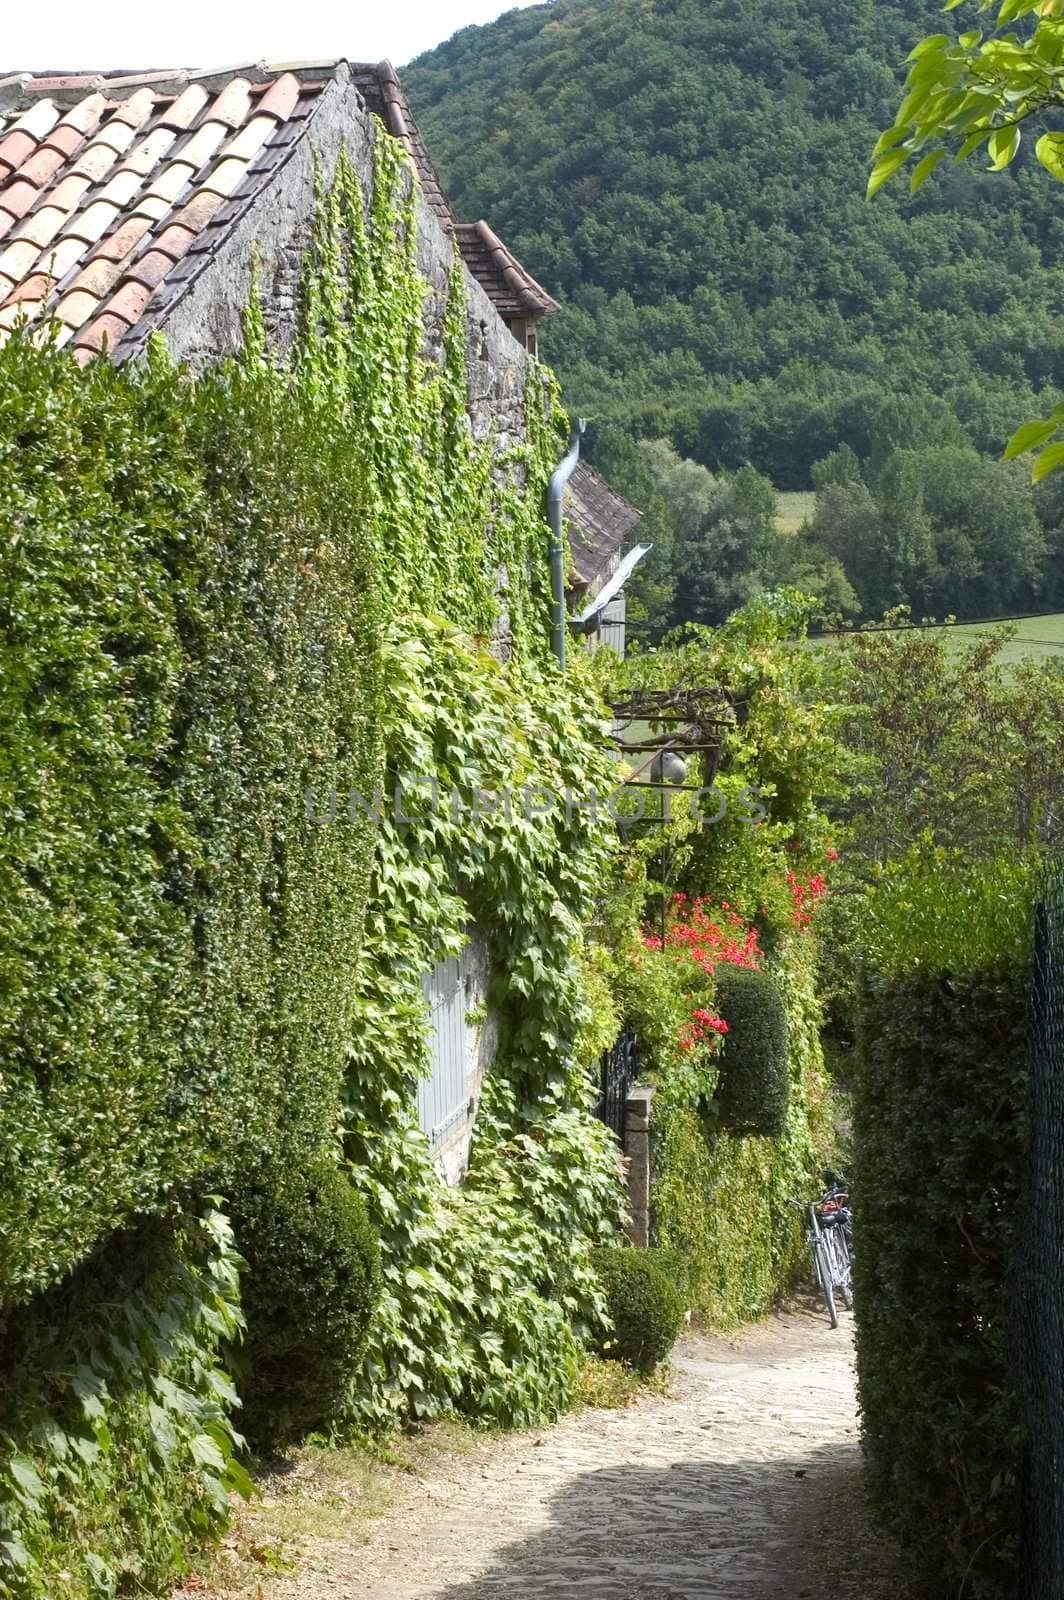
top-left (852, 856), bottom-right (1033, 1598)
top-left (711, 965), bottom-right (789, 1136)
top-left (590, 1247), bottom-right (684, 1372)
top-left (653, 939), bottom-right (828, 1324)
top-left (231, 1159), bottom-right (380, 1447)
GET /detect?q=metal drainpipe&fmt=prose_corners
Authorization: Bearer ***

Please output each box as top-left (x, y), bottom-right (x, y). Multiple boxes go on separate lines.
top-left (546, 418), bottom-right (585, 668)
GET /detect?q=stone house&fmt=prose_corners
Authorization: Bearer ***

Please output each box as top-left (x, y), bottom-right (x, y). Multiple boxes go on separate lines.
top-left (0, 58), bottom-right (640, 615)
top-left (0, 56), bottom-right (643, 1182)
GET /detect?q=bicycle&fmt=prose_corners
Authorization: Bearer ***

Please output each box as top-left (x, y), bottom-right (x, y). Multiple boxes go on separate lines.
top-left (801, 1170), bottom-right (853, 1330)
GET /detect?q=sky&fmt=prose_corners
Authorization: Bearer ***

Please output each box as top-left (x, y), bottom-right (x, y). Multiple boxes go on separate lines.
top-left (3, 0), bottom-right (543, 74)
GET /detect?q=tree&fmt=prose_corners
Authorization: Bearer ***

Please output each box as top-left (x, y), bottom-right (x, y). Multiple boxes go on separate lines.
top-left (638, 445), bottom-right (778, 628)
top-left (406, 0), bottom-right (1064, 495)
top-left (798, 444), bottom-right (1045, 618)
top-left (819, 618), bottom-right (1064, 863)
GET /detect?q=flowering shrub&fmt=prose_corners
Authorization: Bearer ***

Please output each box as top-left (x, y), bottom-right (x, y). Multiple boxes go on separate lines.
top-left (641, 894), bottom-right (762, 1060)
top-left (786, 869), bottom-right (828, 930)
top-left (643, 892), bottom-right (762, 973)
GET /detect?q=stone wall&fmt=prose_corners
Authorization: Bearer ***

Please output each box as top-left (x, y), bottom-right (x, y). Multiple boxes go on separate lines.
top-left (155, 63), bottom-right (532, 509)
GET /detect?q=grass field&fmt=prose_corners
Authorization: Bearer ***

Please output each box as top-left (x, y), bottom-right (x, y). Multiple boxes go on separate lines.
top-left (941, 612), bottom-right (1064, 666)
top-left (775, 490), bottom-right (815, 534)
top-left (812, 613), bottom-right (1064, 667)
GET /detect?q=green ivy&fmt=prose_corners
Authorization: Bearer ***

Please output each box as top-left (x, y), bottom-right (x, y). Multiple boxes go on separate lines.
top-left (0, 1206), bottom-right (248, 1600)
top-left (341, 617), bottom-right (628, 1431)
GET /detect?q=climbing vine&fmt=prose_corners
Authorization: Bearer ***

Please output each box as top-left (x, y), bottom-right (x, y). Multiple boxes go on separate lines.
top-left (0, 1207), bottom-right (247, 1597)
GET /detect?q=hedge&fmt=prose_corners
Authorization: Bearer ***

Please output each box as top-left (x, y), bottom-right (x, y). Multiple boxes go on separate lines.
top-left (232, 1158), bottom-right (381, 1448)
top-left (590, 1247), bottom-right (685, 1372)
top-left (851, 856), bottom-right (1034, 1598)
top-left (0, 332), bottom-right (382, 1308)
top-left (712, 965), bottom-right (790, 1136)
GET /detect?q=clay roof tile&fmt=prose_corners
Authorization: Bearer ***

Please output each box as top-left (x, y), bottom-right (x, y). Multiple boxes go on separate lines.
top-left (205, 77), bottom-right (253, 129)
top-left (75, 308), bottom-right (128, 353)
top-left (0, 129), bottom-right (37, 173)
top-left (0, 63), bottom-right (332, 352)
top-left (256, 72), bottom-right (300, 121)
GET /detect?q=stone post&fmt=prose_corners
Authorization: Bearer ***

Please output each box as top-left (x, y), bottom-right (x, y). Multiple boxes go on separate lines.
top-left (624, 1083), bottom-right (656, 1247)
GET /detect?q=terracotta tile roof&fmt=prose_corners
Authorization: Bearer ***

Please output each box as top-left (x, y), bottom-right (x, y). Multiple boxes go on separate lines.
top-left (0, 58), bottom-right (559, 358)
top-left (452, 219), bottom-right (559, 320)
top-left (0, 62), bottom-right (335, 361)
top-left (567, 462), bottom-right (643, 589)
top-left (350, 62), bottom-right (559, 325)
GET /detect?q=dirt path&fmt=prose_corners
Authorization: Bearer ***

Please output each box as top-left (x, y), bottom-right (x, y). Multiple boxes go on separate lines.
top-left (197, 1309), bottom-right (907, 1600)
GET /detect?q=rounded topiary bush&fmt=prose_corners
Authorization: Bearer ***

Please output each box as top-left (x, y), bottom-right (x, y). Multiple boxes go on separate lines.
top-left (711, 965), bottom-right (789, 1137)
top-left (590, 1246), bottom-right (684, 1373)
top-left (231, 1156), bottom-right (381, 1446)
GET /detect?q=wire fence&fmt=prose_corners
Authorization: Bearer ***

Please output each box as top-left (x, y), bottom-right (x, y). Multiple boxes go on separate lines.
top-left (1018, 858), bottom-right (1064, 1599)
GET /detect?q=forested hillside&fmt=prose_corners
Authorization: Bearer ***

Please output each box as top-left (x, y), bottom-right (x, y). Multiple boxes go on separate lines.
top-left (406, 0), bottom-right (1064, 490)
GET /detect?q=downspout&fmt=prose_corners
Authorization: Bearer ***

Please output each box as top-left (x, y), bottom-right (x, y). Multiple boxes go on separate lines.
top-left (547, 418), bottom-right (585, 668)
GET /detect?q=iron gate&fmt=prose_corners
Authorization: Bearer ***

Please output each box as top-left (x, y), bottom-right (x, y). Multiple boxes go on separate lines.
top-left (591, 1028), bottom-right (639, 1145)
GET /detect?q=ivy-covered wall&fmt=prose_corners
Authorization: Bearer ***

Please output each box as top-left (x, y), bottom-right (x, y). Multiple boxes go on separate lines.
top-left (0, 267), bottom-right (384, 1594)
top-left (0, 128), bottom-right (630, 1596)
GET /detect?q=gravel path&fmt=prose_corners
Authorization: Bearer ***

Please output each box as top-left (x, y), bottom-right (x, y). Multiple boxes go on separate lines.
top-left (225, 1308), bottom-right (907, 1600)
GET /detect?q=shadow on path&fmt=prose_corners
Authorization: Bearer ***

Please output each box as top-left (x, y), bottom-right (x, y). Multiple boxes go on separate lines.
top-left (431, 1438), bottom-right (906, 1600)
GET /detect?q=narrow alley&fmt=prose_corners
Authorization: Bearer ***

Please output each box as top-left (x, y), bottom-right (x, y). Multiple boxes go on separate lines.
top-left (219, 1311), bottom-right (907, 1600)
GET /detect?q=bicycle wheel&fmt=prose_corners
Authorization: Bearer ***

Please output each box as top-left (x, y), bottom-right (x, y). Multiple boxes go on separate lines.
top-left (814, 1239), bottom-right (838, 1328)
top-left (836, 1233), bottom-right (853, 1309)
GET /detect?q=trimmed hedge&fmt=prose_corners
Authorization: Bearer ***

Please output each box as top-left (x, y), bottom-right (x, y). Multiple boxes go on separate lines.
top-left (590, 1247), bottom-right (685, 1372)
top-left (232, 1159), bottom-right (381, 1447)
top-left (712, 965), bottom-right (789, 1136)
top-left (0, 334), bottom-right (382, 1308)
top-left (852, 858), bottom-right (1033, 1598)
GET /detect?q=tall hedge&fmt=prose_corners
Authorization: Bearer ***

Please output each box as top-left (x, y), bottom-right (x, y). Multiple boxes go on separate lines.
top-left (852, 857), bottom-right (1034, 1598)
top-left (712, 965), bottom-right (790, 1136)
top-left (0, 333), bottom-right (382, 1308)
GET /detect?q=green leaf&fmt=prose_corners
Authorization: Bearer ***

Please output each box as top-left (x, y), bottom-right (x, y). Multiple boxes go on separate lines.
top-left (1004, 417), bottom-right (1058, 459)
top-left (956, 125), bottom-right (993, 160)
top-left (7, 1456), bottom-right (45, 1507)
top-left (873, 124), bottom-right (909, 158)
top-left (0, 1535), bottom-right (32, 1572)
top-left (1032, 441), bottom-right (1064, 481)
top-left (908, 32), bottom-right (953, 58)
top-left (867, 147), bottom-right (910, 197)
top-left (911, 149), bottom-right (947, 191)
top-left (224, 1458), bottom-right (256, 1501)
top-left (1036, 130), bottom-right (1064, 180)
top-left (988, 124), bottom-right (1020, 169)
top-left (189, 1433), bottom-right (227, 1473)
